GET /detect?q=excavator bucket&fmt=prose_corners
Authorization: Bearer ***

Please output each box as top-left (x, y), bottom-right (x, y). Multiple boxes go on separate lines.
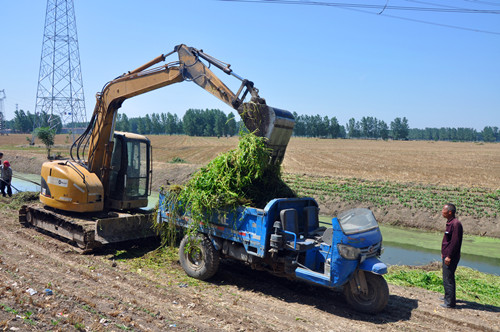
top-left (238, 102), bottom-right (295, 165)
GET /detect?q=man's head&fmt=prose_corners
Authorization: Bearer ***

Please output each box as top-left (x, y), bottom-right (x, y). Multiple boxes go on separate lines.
top-left (442, 203), bottom-right (456, 219)
top-left (3, 161), bottom-right (10, 169)
top-left (0, 152), bottom-right (3, 159)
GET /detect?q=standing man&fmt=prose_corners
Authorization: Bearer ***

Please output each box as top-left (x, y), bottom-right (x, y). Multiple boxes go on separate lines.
top-left (0, 160), bottom-right (12, 197)
top-left (440, 203), bottom-right (463, 308)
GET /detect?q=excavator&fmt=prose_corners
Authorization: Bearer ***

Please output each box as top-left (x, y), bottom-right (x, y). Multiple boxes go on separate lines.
top-left (19, 44), bottom-right (295, 250)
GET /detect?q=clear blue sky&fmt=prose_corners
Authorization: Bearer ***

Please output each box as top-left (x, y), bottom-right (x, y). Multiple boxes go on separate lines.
top-left (1, 0), bottom-right (499, 130)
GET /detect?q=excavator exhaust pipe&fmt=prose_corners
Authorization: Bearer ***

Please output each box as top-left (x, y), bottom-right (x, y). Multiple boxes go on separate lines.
top-left (238, 102), bottom-right (295, 165)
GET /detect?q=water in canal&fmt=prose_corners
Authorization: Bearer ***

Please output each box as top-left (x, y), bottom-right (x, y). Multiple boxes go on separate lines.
top-left (382, 241), bottom-right (500, 276)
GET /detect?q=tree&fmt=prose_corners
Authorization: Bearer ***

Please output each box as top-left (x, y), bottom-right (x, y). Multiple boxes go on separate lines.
top-left (360, 116), bottom-right (377, 138)
top-left (378, 120), bottom-right (389, 140)
top-left (213, 109), bottom-right (227, 137)
top-left (329, 116), bottom-right (341, 138)
top-left (36, 127), bottom-right (56, 158)
top-left (346, 118), bottom-right (361, 138)
top-left (13, 110), bottom-right (33, 133)
top-left (151, 113), bottom-right (163, 134)
top-left (390, 117), bottom-right (409, 140)
top-left (482, 126), bottom-right (496, 142)
top-left (226, 112), bottom-right (238, 136)
top-left (165, 112), bottom-right (180, 135)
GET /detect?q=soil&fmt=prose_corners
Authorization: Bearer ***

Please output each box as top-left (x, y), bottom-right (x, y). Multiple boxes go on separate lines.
top-left (0, 151), bottom-right (498, 331)
top-left (1, 207), bottom-right (499, 332)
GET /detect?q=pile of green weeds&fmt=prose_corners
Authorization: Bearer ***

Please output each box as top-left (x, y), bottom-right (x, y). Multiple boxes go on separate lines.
top-left (155, 133), bottom-right (295, 245)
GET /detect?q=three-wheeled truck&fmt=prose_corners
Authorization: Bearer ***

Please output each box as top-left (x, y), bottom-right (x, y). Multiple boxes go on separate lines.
top-left (157, 193), bottom-right (389, 314)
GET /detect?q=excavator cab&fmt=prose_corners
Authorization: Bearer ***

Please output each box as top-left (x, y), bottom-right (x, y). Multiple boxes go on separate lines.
top-left (107, 132), bottom-right (152, 210)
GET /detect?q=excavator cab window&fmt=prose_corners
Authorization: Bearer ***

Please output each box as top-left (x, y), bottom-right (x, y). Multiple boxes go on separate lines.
top-left (109, 133), bottom-right (151, 202)
top-left (125, 139), bottom-right (149, 198)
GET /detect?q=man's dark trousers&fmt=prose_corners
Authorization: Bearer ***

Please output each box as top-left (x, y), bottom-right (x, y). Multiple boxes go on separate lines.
top-left (442, 258), bottom-right (459, 307)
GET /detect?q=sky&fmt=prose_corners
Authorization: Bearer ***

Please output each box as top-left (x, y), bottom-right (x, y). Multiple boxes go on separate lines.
top-left (1, 0), bottom-right (499, 131)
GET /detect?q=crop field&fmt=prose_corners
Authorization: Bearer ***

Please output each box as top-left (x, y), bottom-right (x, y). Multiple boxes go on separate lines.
top-left (143, 136), bottom-right (500, 189)
top-left (7, 134), bottom-right (499, 189)
top-left (285, 174), bottom-right (498, 218)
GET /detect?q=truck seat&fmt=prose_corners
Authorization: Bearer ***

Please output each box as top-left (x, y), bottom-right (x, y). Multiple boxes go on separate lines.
top-left (303, 206), bottom-right (319, 235)
top-left (280, 208), bottom-right (315, 251)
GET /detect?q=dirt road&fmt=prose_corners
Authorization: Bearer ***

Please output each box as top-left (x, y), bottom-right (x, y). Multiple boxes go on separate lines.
top-left (0, 206), bottom-right (498, 332)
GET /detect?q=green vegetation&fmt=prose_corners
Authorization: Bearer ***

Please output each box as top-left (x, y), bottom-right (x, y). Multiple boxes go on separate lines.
top-left (287, 174), bottom-right (499, 218)
top-left (169, 157), bottom-right (187, 164)
top-left (36, 126), bottom-right (56, 158)
top-left (155, 133), bottom-right (295, 246)
top-left (0, 303), bottom-right (19, 314)
top-left (386, 265), bottom-right (500, 307)
top-left (0, 191), bottom-right (39, 210)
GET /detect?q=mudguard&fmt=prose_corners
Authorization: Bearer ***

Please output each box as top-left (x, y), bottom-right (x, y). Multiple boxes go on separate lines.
top-left (359, 257), bottom-right (387, 275)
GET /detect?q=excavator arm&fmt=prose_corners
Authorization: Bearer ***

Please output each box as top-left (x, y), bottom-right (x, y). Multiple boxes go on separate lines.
top-left (75, 44), bottom-right (295, 195)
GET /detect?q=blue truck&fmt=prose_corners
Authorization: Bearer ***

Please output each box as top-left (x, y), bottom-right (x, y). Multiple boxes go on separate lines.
top-left (157, 193), bottom-right (389, 313)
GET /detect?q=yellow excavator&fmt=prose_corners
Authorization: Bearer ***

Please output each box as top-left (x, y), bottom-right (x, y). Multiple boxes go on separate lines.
top-left (19, 44), bottom-right (295, 250)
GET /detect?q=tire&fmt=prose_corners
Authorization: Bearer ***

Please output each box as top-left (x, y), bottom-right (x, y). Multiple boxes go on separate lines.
top-left (343, 272), bottom-right (389, 314)
top-left (179, 233), bottom-right (219, 280)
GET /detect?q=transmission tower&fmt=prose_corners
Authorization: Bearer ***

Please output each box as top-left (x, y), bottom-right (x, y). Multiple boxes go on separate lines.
top-left (0, 90), bottom-right (5, 135)
top-left (35, 0), bottom-right (86, 135)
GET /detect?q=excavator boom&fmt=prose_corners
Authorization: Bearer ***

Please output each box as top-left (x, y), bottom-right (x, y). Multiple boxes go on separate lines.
top-left (82, 44), bottom-right (294, 188)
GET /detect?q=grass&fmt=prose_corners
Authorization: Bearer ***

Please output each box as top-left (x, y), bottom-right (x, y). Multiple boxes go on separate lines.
top-left (386, 265), bottom-right (500, 307)
top-left (0, 191), bottom-right (39, 209)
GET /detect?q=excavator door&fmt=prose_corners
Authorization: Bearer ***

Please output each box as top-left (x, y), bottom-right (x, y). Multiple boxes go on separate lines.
top-left (107, 131), bottom-right (152, 210)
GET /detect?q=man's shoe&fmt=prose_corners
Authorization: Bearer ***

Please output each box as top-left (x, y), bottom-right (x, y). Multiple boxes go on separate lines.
top-left (440, 304), bottom-right (455, 309)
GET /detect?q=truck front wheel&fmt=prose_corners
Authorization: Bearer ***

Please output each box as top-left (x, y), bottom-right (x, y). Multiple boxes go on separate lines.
top-left (179, 233), bottom-right (219, 280)
top-left (343, 272), bottom-right (389, 314)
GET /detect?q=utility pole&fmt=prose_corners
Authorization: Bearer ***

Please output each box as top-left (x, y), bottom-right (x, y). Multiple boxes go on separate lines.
top-left (34, 0), bottom-right (86, 141)
top-left (0, 90), bottom-right (5, 135)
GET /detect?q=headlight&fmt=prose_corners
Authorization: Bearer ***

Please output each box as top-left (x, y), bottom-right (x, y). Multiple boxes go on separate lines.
top-left (337, 244), bottom-right (361, 260)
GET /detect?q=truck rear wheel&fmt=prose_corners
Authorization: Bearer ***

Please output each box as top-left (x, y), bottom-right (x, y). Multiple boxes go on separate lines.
top-left (179, 233), bottom-right (219, 280)
top-left (343, 272), bottom-right (389, 314)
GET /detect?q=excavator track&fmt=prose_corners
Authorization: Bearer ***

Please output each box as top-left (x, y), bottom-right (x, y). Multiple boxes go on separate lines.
top-left (19, 203), bottom-right (156, 251)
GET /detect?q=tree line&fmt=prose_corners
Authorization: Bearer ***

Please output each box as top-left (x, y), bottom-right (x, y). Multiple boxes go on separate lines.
top-left (6, 110), bottom-right (63, 133)
top-left (114, 109), bottom-right (239, 137)
top-left (293, 114), bottom-right (410, 140)
top-left (409, 127), bottom-right (499, 142)
top-left (5, 108), bottom-right (499, 142)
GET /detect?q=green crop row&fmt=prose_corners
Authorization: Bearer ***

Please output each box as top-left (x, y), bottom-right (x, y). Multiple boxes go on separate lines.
top-left (282, 174), bottom-right (499, 218)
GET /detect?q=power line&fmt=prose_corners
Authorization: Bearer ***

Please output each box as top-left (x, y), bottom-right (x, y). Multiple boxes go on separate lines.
top-left (463, 0), bottom-right (500, 7)
top-left (219, 0), bottom-right (500, 13)
top-left (219, 0), bottom-right (500, 35)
